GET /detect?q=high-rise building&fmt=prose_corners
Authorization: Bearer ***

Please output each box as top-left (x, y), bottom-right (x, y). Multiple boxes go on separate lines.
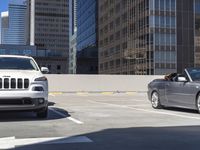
top-left (98, 0), bottom-right (198, 75)
top-left (0, 12), bottom-right (9, 44)
top-left (76, 0), bottom-right (98, 74)
top-left (28, 0), bottom-right (69, 74)
top-left (195, 0), bottom-right (200, 67)
top-left (1, 0), bottom-right (27, 45)
top-left (69, 0), bottom-right (77, 74)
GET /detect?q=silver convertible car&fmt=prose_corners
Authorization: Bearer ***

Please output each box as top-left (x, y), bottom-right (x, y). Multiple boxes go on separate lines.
top-left (148, 68), bottom-right (200, 113)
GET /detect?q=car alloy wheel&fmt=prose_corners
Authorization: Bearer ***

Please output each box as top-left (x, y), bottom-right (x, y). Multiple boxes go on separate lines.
top-left (151, 92), bottom-right (161, 109)
top-left (197, 95), bottom-right (200, 113)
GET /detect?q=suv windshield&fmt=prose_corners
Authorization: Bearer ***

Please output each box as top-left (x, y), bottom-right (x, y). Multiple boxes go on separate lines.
top-left (0, 57), bottom-right (39, 70)
top-left (186, 68), bottom-right (200, 81)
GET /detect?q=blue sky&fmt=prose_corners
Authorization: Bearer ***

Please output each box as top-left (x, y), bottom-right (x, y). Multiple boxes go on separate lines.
top-left (0, 0), bottom-right (9, 13)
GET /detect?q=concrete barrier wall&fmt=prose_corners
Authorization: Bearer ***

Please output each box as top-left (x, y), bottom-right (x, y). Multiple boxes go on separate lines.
top-left (46, 75), bottom-right (163, 92)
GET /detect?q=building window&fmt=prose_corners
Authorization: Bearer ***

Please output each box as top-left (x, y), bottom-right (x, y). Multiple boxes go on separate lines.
top-left (122, 12), bottom-right (127, 22)
top-left (122, 42), bottom-right (127, 49)
top-left (155, 0), bottom-right (159, 10)
top-left (48, 65), bottom-right (51, 70)
top-left (115, 3), bottom-right (120, 13)
top-left (57, 65), bottom-right (61, 70)
top-left (110, 21), bottom-right (114, 30)
top-left (116, 59), bottom-right (120, 67)
top-left (115, 31), bottom-right (120, 40)
top-left (122, 27), bottom-right (127, 37)
top-left (116, 45), bottom-right (120, 54)
top-left (100, 64), bottom-right (103, 70)
top-left (160, 0), bottom-right (165, 11)
top-left (110, 34), bottom-right (114, 42)
top-left (115, 17), bottom-right (120, 26)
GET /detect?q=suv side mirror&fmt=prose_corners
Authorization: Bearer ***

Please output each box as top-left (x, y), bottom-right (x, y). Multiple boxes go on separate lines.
top-left (41, 67), bottom-right (49, 74)
top-left (177, 77), bottom-right (187, 82)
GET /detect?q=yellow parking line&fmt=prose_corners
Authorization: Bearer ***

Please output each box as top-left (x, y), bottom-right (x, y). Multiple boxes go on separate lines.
top-left (101, 92), bottom-right (114, 95)
top-left (77, 92), bottom-right (89, 96)
top-left (49, 92), bottom-right (63, 96)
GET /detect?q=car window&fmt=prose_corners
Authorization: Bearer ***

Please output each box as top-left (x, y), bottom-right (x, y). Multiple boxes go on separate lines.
top-left (0, 57), bottom-right (39, 71)
top-left (185, 68), bottom-right (200, 81)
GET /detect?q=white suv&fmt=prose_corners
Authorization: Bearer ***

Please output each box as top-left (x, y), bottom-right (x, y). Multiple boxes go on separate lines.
top-left (0, 55), bottom-right (49, 118)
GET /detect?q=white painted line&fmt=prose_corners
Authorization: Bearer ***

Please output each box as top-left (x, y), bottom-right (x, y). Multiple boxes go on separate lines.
top-left (0, 136), bottom-right (92, 149)
top-left (67, 117), bottom-right (84, 124)
top-left (49, 107), bottom-right (84, 124)
top-left (0, 137), bottom-right (15, 149)
top-left (88, 100), bottom-right (200, 120)
top-left (127, 104), bottom-right (150, 107)
top-left (49, 94), bottom-right (55, 97)
top-left (128, 107), bottom-right (200, 120)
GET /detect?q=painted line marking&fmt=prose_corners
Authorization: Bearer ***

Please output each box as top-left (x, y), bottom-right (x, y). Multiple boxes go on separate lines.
top-left (127, 104), bottom-right (150, 107)
top-left (77, 92), bottom-right (89, 96)
top-left (0, 136), bottom-right (93, 149)
top-left (126, 92), bottom-right (136, 95)
top-left (67, 117), bottom-right (84, 124)
top-left (49, 93), bottom-right (55, 97)
top-left (49, 92), bottom-right (63, 97)
top-left (128, 107), bottom-right (200, 120)
top-left (49, 107), bottom-right (84, 124)
top-left (101, 92), bottom-right (114, 95)
top-left (88, 100), bottom-right (200, 120)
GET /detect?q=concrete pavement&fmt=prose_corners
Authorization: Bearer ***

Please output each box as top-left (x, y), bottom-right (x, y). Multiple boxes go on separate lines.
top-left (0, 93), bottom-right (200, 149)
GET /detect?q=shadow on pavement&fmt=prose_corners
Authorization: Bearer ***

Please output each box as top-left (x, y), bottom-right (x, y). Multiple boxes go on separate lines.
top-left (163, 107), bottom-right (198, 114)
top-left (48, 101), bottom-right (56, 106)
top-left (0, 107), bottom-right (70, 122)
top-left (14, 126), bottom-right (200, 150)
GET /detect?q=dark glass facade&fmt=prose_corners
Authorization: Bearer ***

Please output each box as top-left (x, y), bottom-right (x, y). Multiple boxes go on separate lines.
top-left (76, 0), bottom-right (98, 74)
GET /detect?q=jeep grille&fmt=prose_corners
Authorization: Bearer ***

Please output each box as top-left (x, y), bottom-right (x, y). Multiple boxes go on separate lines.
top-left (0, 78), bottom-right (29, 90)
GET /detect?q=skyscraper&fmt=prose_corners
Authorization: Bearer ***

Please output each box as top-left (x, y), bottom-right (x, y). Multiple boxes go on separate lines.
top-left (69, 0), bottom-right (77, 74)
top-left (76, 0), bottom-right (98, 74)
top-left (195, 0), bottom-right (200, 67)
top-left (1, 0), bottom-right (27, 45)
top-left (0, 11), bottom-right (9, 44)
top-left (98, 0), bottom-right (198, 75)
top-left (28, 0), bottom-right (69, 74)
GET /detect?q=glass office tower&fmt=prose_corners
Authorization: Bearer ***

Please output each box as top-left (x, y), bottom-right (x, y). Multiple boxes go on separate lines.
top-left (76, 0), bottom-right (98, 74)
top-left (1, 0), bottom-right (27, 45)
top-left (69, 0), bottom-right (77, 74)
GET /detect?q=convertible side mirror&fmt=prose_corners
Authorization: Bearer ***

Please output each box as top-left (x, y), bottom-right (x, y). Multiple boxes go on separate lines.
top-left (41, 67), bottom-right (49, 74)
top-left (177, 77), bottom-right (187, 82)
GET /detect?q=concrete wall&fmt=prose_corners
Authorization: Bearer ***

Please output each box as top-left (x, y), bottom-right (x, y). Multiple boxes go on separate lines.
top-left (46, 75), bottom-right (163, 92)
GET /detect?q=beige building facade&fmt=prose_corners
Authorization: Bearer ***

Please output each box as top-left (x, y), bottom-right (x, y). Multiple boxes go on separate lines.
top-left (99, 0), bottom-right (198, 75)
top-left (29, 0), bottom-right (69, 74)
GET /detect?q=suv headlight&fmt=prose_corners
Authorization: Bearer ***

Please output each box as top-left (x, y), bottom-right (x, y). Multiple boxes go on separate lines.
top-left (34, 76), bottom-right (47, 81)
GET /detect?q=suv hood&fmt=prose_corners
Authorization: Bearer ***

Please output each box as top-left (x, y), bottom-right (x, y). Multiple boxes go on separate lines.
top-left (0, 70), bottom-right (43, 81)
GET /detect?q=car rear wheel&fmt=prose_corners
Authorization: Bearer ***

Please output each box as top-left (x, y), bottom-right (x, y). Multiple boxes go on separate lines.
top-left (196, 95), bottom-right (200, 113)
top-left (151, 91), bottom-right (162, 109)
top-left (37, 108), bottom-right (48, 118)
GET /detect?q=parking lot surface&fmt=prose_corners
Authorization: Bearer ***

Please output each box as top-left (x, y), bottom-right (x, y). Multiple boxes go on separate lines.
top-left (1, 92), bottom-right (200, 149)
